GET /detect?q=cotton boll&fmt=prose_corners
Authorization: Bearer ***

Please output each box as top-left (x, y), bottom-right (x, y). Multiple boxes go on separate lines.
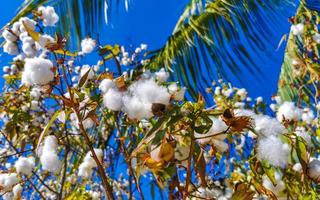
top-left (129, 79), bottom-right (171, 106)
top-left (12, 22), bottom-right (21, 36)
top-left (83, 149), bottom-right (104, 167)
top-left (43, 135), bottom-right (58, 151)
top-left (173, 87), bottom-right (186, 101)
top-left (256, 96), bottom-right (263, 103)
top-left (14, 157), bottom-right (35, 175)
top-left (313, 33), bottom-right (320, 44)
top-left (103, 88), bottom-right (123, 111)
top-left (82, 117), bottom-right (95, 130)
top-left (2, 192), bottom-right (13, 200)
top-left (78, 162), bottom-right (93, 179)
top-left (236, 88), bottom-right (247, 100)
top-left (254, 115), bottom-right (285, 137)
top-left (12, 184), bottom-right (22, 198)
top-left (30, 87), bottom-right (41, 100)
top-left (81, 38), bottom-right (96, 54)
top-left (3, 42), bottom-right (18, 55)
top-left (276, 102), bottom-right (301, 122)
top-left (122, 95), bottom-right (152, 120)
top-left (270, 104), bottom-right (276, 112)
top-left (307, 159), bottom-right (320, 182)
top-left (257, 136), bottom-right (289, 167)
top-left (140, 43), bottom-right (147, 50)
top-left (222, 88), bottom-right (233, 97)
top-left (3, 173), bottom-right (19, 189)
top-left (168, 83), bottom-right (178, 94)
top-left (195, 117), bottom-right (228, 145)
top-left (291, 23), bottom-right (304, 36)
top-left (19, 17), bottom-right (36, 32)
top-left (80, 65), bottom-right (95, 80)
top-left (302, 108), bottom-right (314, 124)
top-left (22, 42), bottom-right (37, 57)
top-left (37, 34), bottom-right (54, 49)
top-left (2, 29), bottom-right (17, 42)
top-left (40, 151), bottom-right (60, 173)
top-left (214, 86), bottom-right (221, 95)
top-left (175, 143), bottom-right (190, 161)
top-left (38, 6), bottom-right (59, 27)
top-left (293, 163), bottom-right (302, 172)
top-left (99, 79), bottom-right (115, 94)
top-left (155, 68), bottom-right (169, 83)
top-left (22, 57), bottom-right (54, 85)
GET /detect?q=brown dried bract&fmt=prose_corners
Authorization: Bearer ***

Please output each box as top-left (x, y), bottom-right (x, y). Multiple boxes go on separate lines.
top-left (222, 109), bottom-right (253, 132)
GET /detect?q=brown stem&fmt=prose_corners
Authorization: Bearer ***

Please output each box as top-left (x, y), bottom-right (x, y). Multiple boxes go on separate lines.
top-left (74, 108), bottom-right (114, 200)
top-left (182, 135), bottom-right (195, 200)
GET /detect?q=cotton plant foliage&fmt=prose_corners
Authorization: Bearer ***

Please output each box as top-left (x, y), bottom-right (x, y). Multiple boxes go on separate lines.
top-left (0, 5), bottom-right (319, 200)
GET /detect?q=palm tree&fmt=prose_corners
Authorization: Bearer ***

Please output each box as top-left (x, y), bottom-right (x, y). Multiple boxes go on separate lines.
top-left (5, 0), bottom-right (298, 100)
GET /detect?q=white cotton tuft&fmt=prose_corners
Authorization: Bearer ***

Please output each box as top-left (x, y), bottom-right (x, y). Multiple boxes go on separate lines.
top-left (3, 42), bottom-right (18, 55)
top-left (122, 95), bottom-right (152, 120)
top-left (302, 108), bottom-right (314, 124)
top-left (262, 172), bottom-right (285, 196)
top-left (2, 29), bottom-right (18, 42)
top-left (236, 88), bottom-right (247, 100)
top-left (103, 88), bottom-right (123, 111)
top-left (80, 65), bottom-right (95, 80)
top-left (78, 162), bottom-right (93, 179)
top-left (22, 57), bottom-right (54, 86)
top-left (99, 79), bottom-right (115, 94)
top-left (0, 173), bottom-right (19, 189)
top-left (291, 23), bottom-right (304, 36)
top-left (40, 136), bottom-right (60, 173)
top-left (257, 135), bottom-right (289, 167)
top-left (30, 87), bottom-right (41, 100)
top-left (173, 87), bottom-right (186, 101)
top-left (78, 149), bottom-right (104, 178)
top-left (81, 38), bottom-right (96, 54)
top-left (155, 68), bottom-right (169, 83)
top-left (313, 33), bottom-right (320, 44)
top-left (38, 6), bottom-right (59, 27)
top-left (307, 159), bottom-right (320, 182)
top-left (12, 184), bottom-right (22, 198)
top-left (276, 102), bottom-right (301, 122)
top-left (15, 157), bottom-right (35, 176)
top-left (254, 115), bottom-right (285, 137)
top-left (37, 34), bottom-right (54, 49)
top-left (19, 17), bottom-right (37, 33)
top-left (295, 127), bottom-right (311, 145)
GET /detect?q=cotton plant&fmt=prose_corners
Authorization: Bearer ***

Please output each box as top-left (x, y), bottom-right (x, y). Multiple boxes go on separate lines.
top-left (0, 6), bottom-right (320, 200)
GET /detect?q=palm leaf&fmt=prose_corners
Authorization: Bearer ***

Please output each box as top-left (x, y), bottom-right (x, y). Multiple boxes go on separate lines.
top-left (143, 0), bottom-right (294, 100)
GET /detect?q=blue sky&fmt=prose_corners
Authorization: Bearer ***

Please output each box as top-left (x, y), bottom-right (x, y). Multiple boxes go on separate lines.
top-left (0, 0), bottom-right (298, 104)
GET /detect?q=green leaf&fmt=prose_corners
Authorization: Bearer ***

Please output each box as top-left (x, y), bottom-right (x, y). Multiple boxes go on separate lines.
top-left (296, 136), bottom-right (309, 174)
top-left (261, 161), bottom-right (277, 186)
top-left (36, 109), bottom-right (61, 150)
top-left (78, 67), bottom-right (91, 88)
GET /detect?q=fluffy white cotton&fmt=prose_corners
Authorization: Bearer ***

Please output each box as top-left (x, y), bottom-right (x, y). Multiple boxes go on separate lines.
top-left (173, 87), bottom-right (186, 101)
top-left (2, 29), bottom-right (17, 42)
top-left (99, 79), bottom-right (115, 94)
top-left (0, 173), bottom-right (19, 190)
top-left (103, 88), bottom-right (123, 111)
top-left (302, 108), bottom-right (314, 124)
top-left (3, 42), bottom-right (18, 55)
top-left (257, 135), bottom-right (289, 167)
top-left (276, 102), bottom-right (301, 122)
top-left (40, 136), bottom-right (60, 173)
top-left (30, 87), bottom-right (41, 100)
top-left (122, 95), bottom-right (152, 120)
top-left (155, 68), bottom-right (169, 83)
top-left (15, 157), bottom-right (35, 176)
top-left (38, 6), bottom-right (59, 27)
top-left (80, 65), bottom-right (95, 80)
top-left (307, 159), bottom-right (320, 182)
top-left (19, 17), bottom-right (37, 33)
top-left (37, 34), bottom-right (54, 49)
top-left (12, 184), bottom-right (22, 198)
top-left (313, 33), bottom-right (320, 44)
top-left (291, 23), bottom-right (304, 36)
top-left (81, 38), bottom-right (96, 54)
top-left (254, 115), bottom-right (285, 137)
top-left (69, 112), bottom-right (94, 130)
top-left (236, 88), bottom-right (247, 100)
top-left (22, 57), bottom-right (54, 86)
top-left (78, 149), bottom-right (103, 178)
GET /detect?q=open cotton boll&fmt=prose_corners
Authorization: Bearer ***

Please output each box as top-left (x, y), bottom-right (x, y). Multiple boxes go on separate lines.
top-left (22, 57), bottom-right (54, 85)
top-left (3, 42), bottom-right (18, 55)
top-left (257, 135), bottom-right (289, 167)
top-left (78, 162), bottom-right (93, 179)
top-left (14, 157), bottom-right (35, 175)
top-left (302, 108), bottom-right (314, 124)
top-left (155, 68), bottom-right (169, 83)
top-left (30, 87), bottom-right (41, 100)
top-left (40, 151), bottom-right (60, 173)
top-left (12, 184), bottom-right (22, 198)
top-left (168, 83), bottom-right (178, 94)
top-left (80, 65), bottom-right (95, 80)
top-left (173, 87), bottom-right (186, 101)
top-left (103, 88), bottom-right (123, 111)
top-left (236, 88), bottom-right (247, 100)
top-left (12, 21), bottom-right (21, 36)
top-left (43, 135), bottom-right (58, 150)
top-left (19, 17), bottom-right (37, 32)
top-left (307, 159), bottom-right (320, 182)
top-left (277, 102), bottom-right (301, 122)
top-left (37, 34), bottom-right (54, 49)
top-left (2, 29), bottom-right (17, 42)
top-left (122, 95), bottom-right (152, 120)
top-left (38, 6), bottom-right (59, 27)
top-left (0, 173), bottom-right (19, 189)
top-left (81, 38), bottom-right (96, 54)
top-left (195, 117), bottom-right (228, 145)
top-left (313, 33), bottom-right (320, 44)
top-left (99, 79), bottom-right (115, 94)
top-left (129, 79), bottom-right (171, 106)
top-left (254, 115), bottom-right (285, 137)
top-left (291, 23), bottom-right (304, 36)
top-left (83, 149), bottom-right (104, 167)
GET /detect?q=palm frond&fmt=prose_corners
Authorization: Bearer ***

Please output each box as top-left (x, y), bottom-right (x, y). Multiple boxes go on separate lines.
top-left (144, 0), bottom-right (294, 100)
